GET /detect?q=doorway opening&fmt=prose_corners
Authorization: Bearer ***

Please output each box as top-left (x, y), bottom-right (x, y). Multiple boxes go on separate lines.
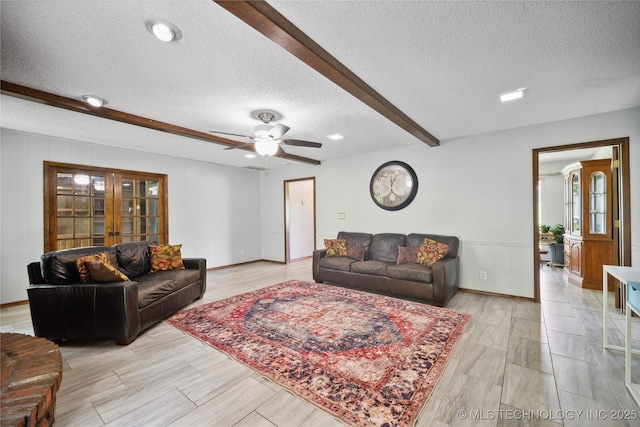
top-left (284, 178), bottom-right (316, 263)
top-left (532, 138), bottom-right (630, 303)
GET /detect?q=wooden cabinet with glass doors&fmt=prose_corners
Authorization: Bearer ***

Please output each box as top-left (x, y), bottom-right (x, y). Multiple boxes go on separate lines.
top-left (561, 159), bottom-right (616, 289)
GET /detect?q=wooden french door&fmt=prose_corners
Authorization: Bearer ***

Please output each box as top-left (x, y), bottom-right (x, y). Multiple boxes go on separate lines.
top-left (44, 162), bottom-right (168, 252)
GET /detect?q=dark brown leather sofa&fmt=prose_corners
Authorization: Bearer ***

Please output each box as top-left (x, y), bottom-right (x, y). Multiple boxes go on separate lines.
top-left (313, 232), bottom-right (460, 307)
top-left (27, 241), bottom-right (206, 345)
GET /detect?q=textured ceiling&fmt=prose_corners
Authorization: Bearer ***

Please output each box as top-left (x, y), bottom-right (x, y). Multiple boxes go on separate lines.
top-left (1, 1), bottom-right (639, 169)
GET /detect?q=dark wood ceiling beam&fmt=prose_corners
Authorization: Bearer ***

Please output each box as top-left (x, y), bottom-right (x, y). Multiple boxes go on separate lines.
top-left (0, 81), bottom-right (321, 166)
top-left (215, 0), bottom-right (439, 147)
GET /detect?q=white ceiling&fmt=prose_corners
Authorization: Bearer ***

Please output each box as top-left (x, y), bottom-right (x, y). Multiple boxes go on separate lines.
top-left (1, 1), bottom-right (639, 169)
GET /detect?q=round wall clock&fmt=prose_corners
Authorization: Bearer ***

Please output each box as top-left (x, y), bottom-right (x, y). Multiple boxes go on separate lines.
top-left (370, 161), bottom-right (418, 210)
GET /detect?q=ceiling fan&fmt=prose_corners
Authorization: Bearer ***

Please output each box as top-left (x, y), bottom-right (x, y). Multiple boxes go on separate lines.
top-left (210, 111), bottom-right (322, 156)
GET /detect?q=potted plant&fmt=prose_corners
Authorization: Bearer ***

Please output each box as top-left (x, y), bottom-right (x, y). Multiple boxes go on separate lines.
top-left (547, 224), bottom-right (565, 267)
top-left (549, 224), bottom-right (565, 244)
top-left (539, 224), bottom-right (554, 242)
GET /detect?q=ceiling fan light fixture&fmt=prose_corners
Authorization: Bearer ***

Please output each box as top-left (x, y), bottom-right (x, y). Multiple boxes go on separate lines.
top-left (145, 19), bottom-right (182, 42)
top-left (254, 124), bottom-right (272, 138)
top-left (82, 95), bottom-right (106, 107)
top-left (255, 139), bottom-right (279, 156)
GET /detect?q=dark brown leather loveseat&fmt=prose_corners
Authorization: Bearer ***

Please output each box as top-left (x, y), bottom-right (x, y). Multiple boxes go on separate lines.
top-left (27, 241), bottom-right (206, 345)
top-left (313, 232), bottom-right (459, 307)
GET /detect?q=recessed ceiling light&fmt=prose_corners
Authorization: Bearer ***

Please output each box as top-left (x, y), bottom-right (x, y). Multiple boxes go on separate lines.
top-left (327, 134), bottom-right (344, 141)
top-left (82, 95), bottom-right (106, 107)
top-left (500, 88), bottom-right (527, 103)
top-left (244, 153), bottom-right (257, 159)
top-left (145, 19), bottom-right (182, 42)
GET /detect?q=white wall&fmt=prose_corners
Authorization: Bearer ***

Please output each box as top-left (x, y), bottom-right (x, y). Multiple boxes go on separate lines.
top-left (260, 107), bottom-right (640, 299)
top-left (0, 129), bottom-right (263, 303)
top-left (2, 107), bottom-right (638, 303)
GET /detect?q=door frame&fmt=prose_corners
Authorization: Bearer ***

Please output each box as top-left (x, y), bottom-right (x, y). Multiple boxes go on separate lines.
top-left (284, 177), bottom-right (316, 263)
top-left (532, 137), bottom-right (630, 302)
top-left (43, 162), bottom-right (168, 252)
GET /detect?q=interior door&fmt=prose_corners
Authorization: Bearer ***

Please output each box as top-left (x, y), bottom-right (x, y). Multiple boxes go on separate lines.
top-left (115, 173), bottom-right (165, 243)
top-left (44, 162), bottom-right (167, 252)
top-left (284, 178), bottom-right (316, 262)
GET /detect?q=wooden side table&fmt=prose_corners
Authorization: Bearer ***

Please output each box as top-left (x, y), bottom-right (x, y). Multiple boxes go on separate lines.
top-left (1, 333), bottom-right (63, 426)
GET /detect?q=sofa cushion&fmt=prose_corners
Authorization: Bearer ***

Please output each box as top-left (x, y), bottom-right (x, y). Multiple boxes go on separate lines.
top-left (336, 232), bottom-right (373, 249)
top-left (75, 252), bottom-right (111, 283)
top-left (85, 260), bottom-right (130, 282)
top-left (407, 234), bottom-right (459, 258)
top-left (150, 244), bottom-right (185, 272)
top-left (416, 238), bottom-right (450, 267)
top-left (351, 260), bottom-right (391, 276)
top-left (387, 264), bottom-right (433, 283)
top-left (367, 233), bottom-right (406, 263)
top-left (117, 241), bottom-right (154, 278)
top-left (135, 269), bottom-right (200, 308)
top-left (42, 246), bottom-right (117, 284)
top-left (319, 256), bottom-right (354, 272)
top-left (324, 239), bottom-right (347, 257)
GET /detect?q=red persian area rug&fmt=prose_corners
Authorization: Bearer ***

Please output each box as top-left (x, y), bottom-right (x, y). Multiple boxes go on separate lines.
top-left (167, 280), bottom-right (470, 427)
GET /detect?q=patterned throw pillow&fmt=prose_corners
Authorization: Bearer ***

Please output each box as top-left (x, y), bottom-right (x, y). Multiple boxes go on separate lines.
top-left (416, 238), bottom-right (450, 267)
top-left (346, 246), bottom-right (366, 261)
top-left (84, 260), bottom-right (130, 282)
top-left (149, 244), bottom-right (185, 272)
top-left (324, 239), bottom-right (347, 257)
top-left (396, 246), bottom-right (419, 265)
top-left (76, 252), bottom-right (111, 283)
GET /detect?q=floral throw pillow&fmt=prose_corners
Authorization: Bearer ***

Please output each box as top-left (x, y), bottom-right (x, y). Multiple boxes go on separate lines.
top-left (396, 246), bottom-right (419, 265)
top-left (149, 244), bottom-right (185, 272)
top-left (416, 238), bottom-right (450, 267)
top-left (85, 260), bottom-right (130, 282)
top-left (76, 252), bottom-right (111, 283)
top-left (324, 239), bottom-right (347, 257)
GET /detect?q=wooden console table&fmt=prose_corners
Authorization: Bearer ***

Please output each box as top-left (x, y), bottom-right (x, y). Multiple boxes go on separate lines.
top-left (1, 333), bottom-right (63, 426)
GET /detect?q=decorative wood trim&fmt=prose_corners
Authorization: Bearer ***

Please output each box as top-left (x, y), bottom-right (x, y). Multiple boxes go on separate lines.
top-left (457, 288), bottom-right (535, 303)
top-left (0, 80), bottom-right (321, 166)
top-left (0, 300), bottom-right (29, 309)
top-left (215, 0), bottom-right (439, 148)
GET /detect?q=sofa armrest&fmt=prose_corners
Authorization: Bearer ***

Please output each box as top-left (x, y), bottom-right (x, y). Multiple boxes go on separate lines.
top-left (430, 256), bottom-right (460, 307)
top-left (182, 258), bottom-right (207, 297)
top-left (312, 249), bottom-right (327, 281)
top-left (27, 262), bottom-right (45, 285)
top-left (27, 281), bottom-right (140, 342)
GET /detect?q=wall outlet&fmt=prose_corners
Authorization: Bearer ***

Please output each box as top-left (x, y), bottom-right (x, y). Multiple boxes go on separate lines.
top-left (338, 212), bottom-right (346, 219)
top-left (240, 249), bottom-right (244, 257)
top-left (479, 271), bottom-right (488, 280)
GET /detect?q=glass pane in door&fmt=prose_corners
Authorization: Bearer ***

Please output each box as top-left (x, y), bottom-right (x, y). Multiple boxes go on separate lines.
top-left (120, 178), bottom-right (161, 243)
top-left (589, 171), bottom-right (606, 234)
top-left (55, 172), bottom-right (108, 249)
top-left (571, 173), bottom-right (581, 233)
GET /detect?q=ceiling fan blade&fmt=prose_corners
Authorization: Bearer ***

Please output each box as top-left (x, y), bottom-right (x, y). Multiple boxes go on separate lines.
top-left (282, 139), bottom-right (322, 148)
top-left (209, 130), bottom-right (253, 139)
top-left (224, 141), bottom-right (256, 150)
top-left (275, 145), bottom-right (287, 157)
top-left (268, 124), bottom-right (290, 139)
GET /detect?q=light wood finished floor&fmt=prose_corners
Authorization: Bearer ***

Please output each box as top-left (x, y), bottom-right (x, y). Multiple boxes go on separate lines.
top-left (2, 260), bottom-right (639, 426)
